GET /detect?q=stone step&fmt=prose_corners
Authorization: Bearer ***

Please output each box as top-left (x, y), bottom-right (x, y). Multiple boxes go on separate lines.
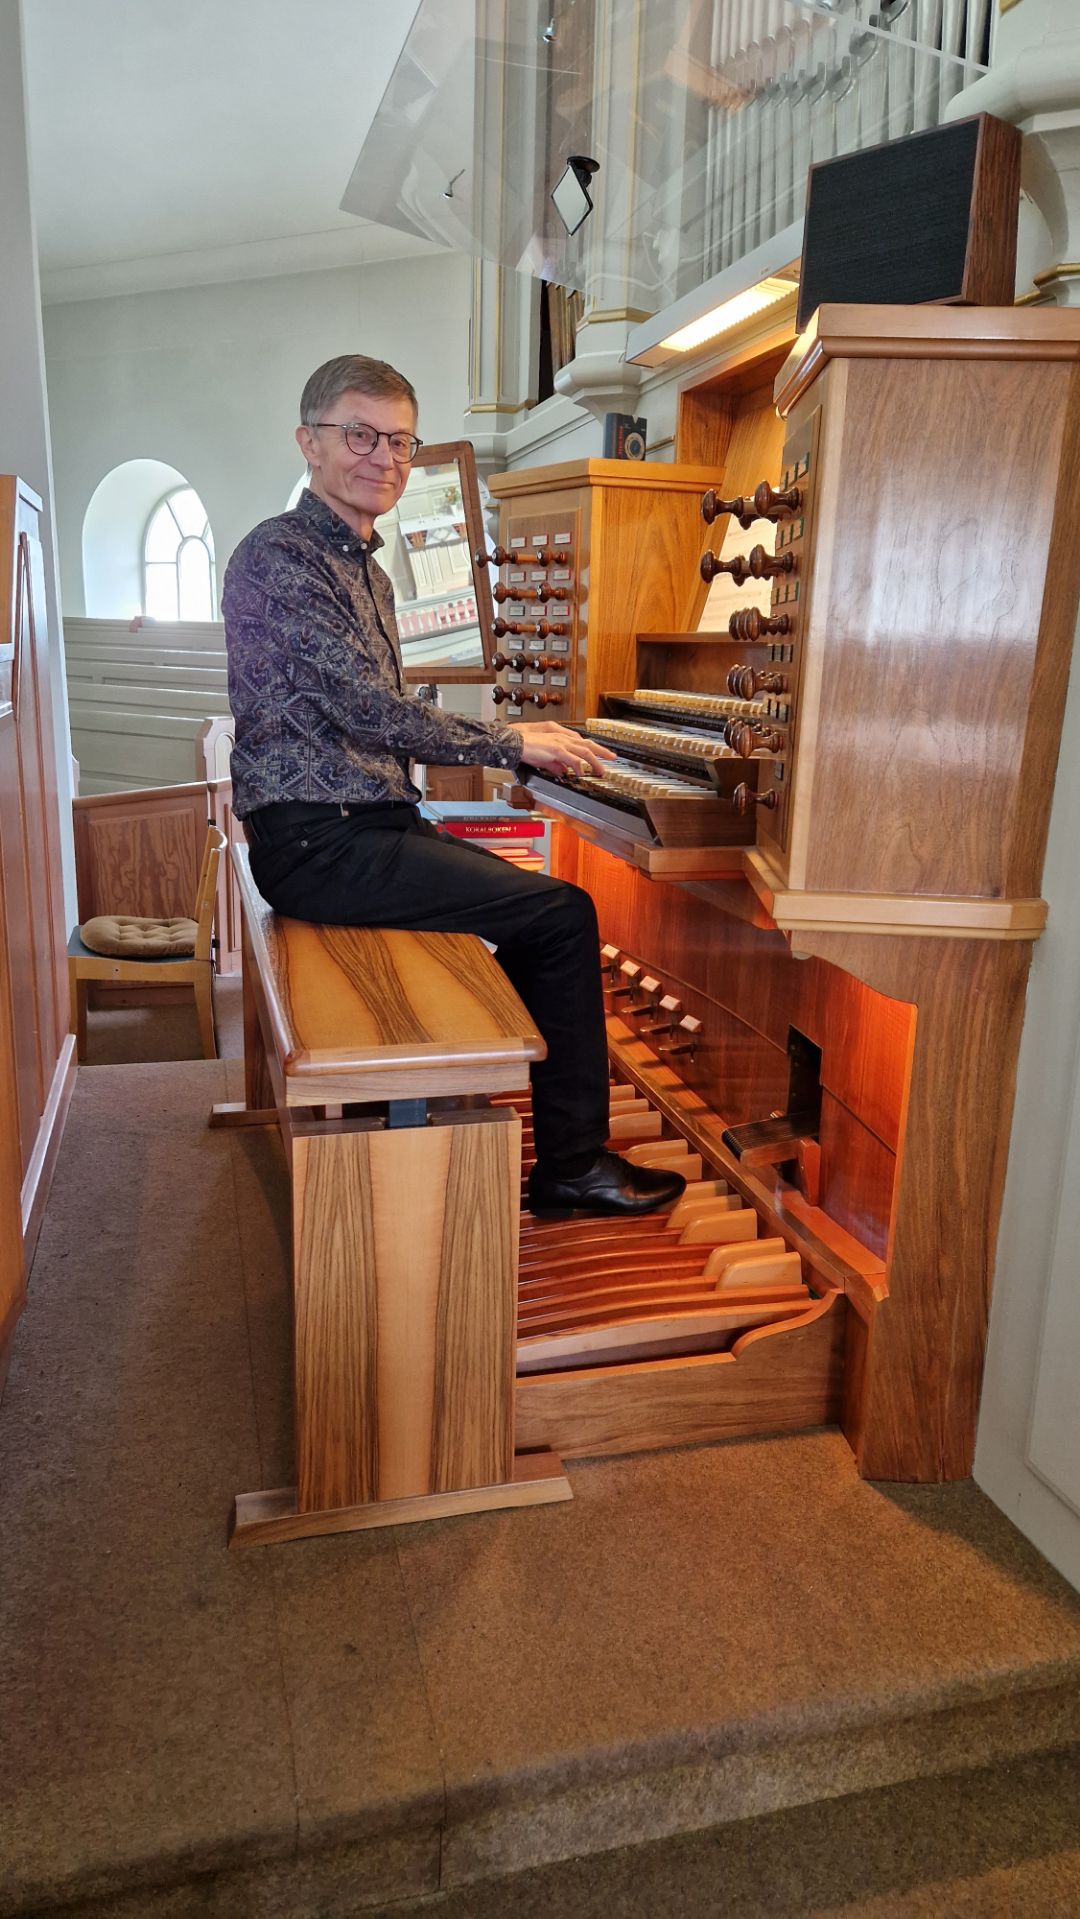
top-left (3, 1058), bottom-right (1080, 1917)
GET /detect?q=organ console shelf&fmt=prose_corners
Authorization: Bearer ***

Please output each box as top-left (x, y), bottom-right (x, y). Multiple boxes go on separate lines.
top-left (492, 306), bottom-right (1080, 1485)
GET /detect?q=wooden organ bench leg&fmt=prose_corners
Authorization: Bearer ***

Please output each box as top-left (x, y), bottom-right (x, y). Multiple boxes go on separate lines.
top-left (215, 861), bottom-right (570, 1547)
top-left (209, 915), bottom-right (277, 1129)
top-left (231, 1104), bottom-right (571, 1546)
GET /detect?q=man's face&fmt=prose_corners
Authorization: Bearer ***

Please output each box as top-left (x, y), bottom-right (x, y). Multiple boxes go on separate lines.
top-left (296, 388), bottom-right (417, 533)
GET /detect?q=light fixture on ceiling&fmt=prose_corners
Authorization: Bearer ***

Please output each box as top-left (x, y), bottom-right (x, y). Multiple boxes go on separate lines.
top-left (625, 219), bottom-right (804, 368)
top-left (443, 169), bottom-right (465, 201)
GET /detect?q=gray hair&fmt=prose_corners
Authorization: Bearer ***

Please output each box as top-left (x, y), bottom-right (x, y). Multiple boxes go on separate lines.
top-left (299, 355), bottom-right (418, 426)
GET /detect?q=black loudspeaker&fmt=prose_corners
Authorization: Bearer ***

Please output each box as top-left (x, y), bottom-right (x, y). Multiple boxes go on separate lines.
top-left (796, 114), bottom-right (1022, 332)
top-left (603, 413), bottom-right (648, 460)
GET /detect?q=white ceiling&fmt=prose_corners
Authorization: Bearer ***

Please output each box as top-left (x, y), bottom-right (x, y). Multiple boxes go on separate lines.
top-left (22, 0), bottom-right (439, 303)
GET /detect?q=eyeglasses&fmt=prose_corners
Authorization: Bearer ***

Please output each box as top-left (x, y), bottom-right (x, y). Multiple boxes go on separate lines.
top-left (314, 420), bottom-right (423, 462)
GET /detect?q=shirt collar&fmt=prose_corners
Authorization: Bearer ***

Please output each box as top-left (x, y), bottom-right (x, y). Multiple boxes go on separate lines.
top-left (296, 485), bottom-right (384, 555)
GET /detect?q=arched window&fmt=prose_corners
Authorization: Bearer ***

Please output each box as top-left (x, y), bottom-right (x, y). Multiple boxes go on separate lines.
top-left (143, 487), bottom-right (217, 621)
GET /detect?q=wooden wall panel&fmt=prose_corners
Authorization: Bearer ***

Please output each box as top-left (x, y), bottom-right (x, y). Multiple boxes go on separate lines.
top-left (552, 822), bottom-right (911, 1257)
top-left (0, 477), bottom-right (76, 1322)
top-left (0, 706), bottom-right (44, 1171)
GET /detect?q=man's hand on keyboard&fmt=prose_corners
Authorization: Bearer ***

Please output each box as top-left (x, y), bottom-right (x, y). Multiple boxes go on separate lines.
top-left (515, 723), bottom-right (617, 779)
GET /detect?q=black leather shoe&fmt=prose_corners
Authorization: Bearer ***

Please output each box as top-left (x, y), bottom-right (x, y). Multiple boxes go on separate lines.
top-left (527, 1149), bottom-right (687, 1219)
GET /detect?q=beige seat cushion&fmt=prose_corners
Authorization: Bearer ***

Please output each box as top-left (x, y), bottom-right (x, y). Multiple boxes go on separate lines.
top-left (79, 915), bottom-right (199, 959)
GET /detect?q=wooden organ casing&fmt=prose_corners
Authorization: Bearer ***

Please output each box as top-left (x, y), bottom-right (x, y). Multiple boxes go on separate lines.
top-left (490, 306), bottom-right (1080, 1484)
top-left (483, 460), bottom-right (727, 725)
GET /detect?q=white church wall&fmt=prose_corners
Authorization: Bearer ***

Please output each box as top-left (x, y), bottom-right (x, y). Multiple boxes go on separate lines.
top-left (43, 251), bottom-right (471, 616)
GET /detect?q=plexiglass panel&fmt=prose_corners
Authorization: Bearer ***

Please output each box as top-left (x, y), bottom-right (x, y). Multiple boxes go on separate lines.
top-left (344, 0), bottom-right (991, 312)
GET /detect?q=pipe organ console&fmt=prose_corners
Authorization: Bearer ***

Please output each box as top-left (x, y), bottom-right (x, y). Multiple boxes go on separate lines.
top-left (479, 461), bottom-right (728, 723)
top-left (491, 306), bottom-right (1080, 1485)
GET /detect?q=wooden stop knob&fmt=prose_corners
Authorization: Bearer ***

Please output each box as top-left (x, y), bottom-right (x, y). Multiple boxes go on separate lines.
top-left (727, 607), bottom-right (792, 643)
top-left (493, 583), bottom-right (552, 604)
top-left (725, 720), bottom-right (784, 756)
top-left (748, 545), bottom-right (795, 580)
top-left (733, 782), bottom-right (779, 815)
top-left (753, 481), bottom-right (802, 520)
top-left (727, 664), bottom-right (789, 699)
top-left (701, 490), bottom-right (756, 529)
top-left (474, 545), bottom-right (513, 567)
top-left (701, 551), bottom-right (752, 586)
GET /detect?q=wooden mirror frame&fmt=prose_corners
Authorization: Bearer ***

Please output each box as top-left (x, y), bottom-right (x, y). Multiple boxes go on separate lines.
top-left (386, 439), bottom-right (496, 685)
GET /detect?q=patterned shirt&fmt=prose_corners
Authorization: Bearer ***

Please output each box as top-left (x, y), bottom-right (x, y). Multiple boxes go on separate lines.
top-left (222, 487), bottom-right (524, 817)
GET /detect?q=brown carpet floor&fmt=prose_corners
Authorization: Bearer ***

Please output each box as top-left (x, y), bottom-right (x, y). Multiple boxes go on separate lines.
top-left (1, 1007), bottom-right (1079, 1916)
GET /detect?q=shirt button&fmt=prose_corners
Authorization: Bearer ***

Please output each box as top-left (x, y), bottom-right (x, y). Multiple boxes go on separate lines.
top-left (457, 754), bottom-right (465, 762)
top-left (341, 543), bottom-right (349, 551)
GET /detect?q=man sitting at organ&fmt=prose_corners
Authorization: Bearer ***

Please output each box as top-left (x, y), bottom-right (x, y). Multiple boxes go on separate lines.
top-left (222, 353), bottom-right (686, 1218)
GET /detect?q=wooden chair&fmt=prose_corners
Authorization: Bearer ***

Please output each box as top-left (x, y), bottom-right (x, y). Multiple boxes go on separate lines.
top-left (68, 826), bottom-right (226, 1061)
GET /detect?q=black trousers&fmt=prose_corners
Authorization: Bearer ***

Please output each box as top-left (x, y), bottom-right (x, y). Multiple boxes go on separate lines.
top-left (244, 802), bottom-right (610, 1170)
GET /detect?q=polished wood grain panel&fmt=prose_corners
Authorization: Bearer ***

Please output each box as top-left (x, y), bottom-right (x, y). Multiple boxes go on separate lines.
top-left (233, 845), bottom-right (544, 1099)
top-left (790, 355), bottom-right (1080, 901)
top-left (817, 1091), bottom-right (896, 1262)
top-left (488, 461), bottom-right (730, 723)
top-left (292, 1127), bottom-right (380, 1511)
top-left (431, 1118), bottom-right (518, 1492)
top-left (515, 1291), bottom-right (844, 1458)
top-left (797, 930), bottom-right (1031, 1480)
top-left (774, 302), bottom-right (1080, 418)
top-left (291, 1110), bottom-right (520, 1512)
top-left (230, 1451), bottom-right (572, 1548)
top-left (963, 116), bottom-right (1023, 304)
top-left (579, 837), bottom-right (911, 1148)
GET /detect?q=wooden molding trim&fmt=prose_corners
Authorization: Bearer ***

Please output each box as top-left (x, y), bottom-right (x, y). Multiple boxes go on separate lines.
top-left (20, 1035), bottom-right (77, 1266)
top-left (487, 460), bottom-right (728, 499)
top-left (230, 1450), bottom-right (573, 1548)
top-left (775, 303), bottom-right (1080, 417)
top-left (742, 852), bottom-right (1047, 940)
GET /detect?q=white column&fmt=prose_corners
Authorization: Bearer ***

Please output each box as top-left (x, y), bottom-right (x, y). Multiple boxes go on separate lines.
top-left (0, 0), bottom-right (77, 922)
top-left (464, 257), bottom-right (540, 473)
top-left (553, 0), bottom-right (650, 422)
top-left (465, 0), bottom-right (543, 470)
top-left (947, 0), bottom-right (1080, 302)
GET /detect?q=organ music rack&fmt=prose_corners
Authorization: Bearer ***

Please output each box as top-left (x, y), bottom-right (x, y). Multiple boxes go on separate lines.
top-left (489, 305), bottom-right (1080, 1483)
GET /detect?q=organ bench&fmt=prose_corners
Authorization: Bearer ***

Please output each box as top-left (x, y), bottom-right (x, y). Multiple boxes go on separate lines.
top-left (213, 844), bottom-right (571, 1547)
